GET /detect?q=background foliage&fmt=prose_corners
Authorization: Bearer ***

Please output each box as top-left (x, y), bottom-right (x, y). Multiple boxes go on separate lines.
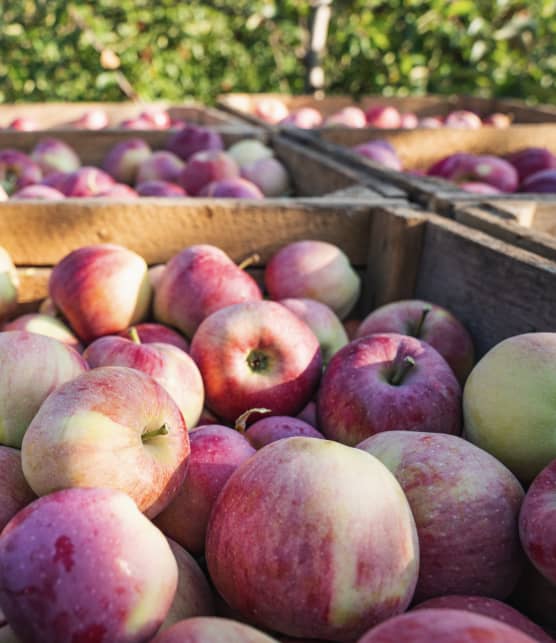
top-left (1, 1), bottom-right (555, 104)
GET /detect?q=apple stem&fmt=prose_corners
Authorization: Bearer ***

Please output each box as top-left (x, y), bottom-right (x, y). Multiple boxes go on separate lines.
top-left (235, 408), bottom-right (272, 433)
top-left (128, 326), bottom-right (141, 344)
top-left (142, 423), bottom-right (169, 442)
top-left (389, 356), bottom-right (416, 386)
top-left (237, 253), bottom-right (261, 271)
top-left (413, 306), bottom-right (432, 338)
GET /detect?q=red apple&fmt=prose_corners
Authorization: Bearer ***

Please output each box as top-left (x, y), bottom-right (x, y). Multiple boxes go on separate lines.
top-left (356, 299), bottom-right (475, 384)
top-left (31, 138), bottom-right (80, 176)
top-left (61, 167), bottom-right (115, 197)
top-left (419, 116), bottom-right (443, 128)
top-left (280, 107), bottom-right (323, 129)
top-left (179, 150), bottom-right (239, 196)
top-left (118, 323), bottom-right (189, 352)
top-left (21, 366), bottom-right (190, 518)
top-left (255, 97), bottom-right (290, 124)
top-left (506, 148), bottom-right (556, 183)
top-left (241, 157), bottom-right (291, 197)
top-left (3, 313), bottom-right (82, 352)
top-left (243, 413), bottom-right (324, 449)
top-left (0, 447), bottom-right (35, 531)
top-left (153, 244), bottom-right (262, 338)
top-left (195, 407), bottom-right (222, 427)
top-left (364, 106), bottom-right (402, 128)
top-left (353, 142), bottom-right (403, 170)
top-left (0, 248), bottom-right (18, 324)
top-left (151, 617), bottom-right (279, 642)
top-left (206, 437), bottom-right (419, 640)
top-left (0, 487), bottom-right (178, 643)
top-left (136, 150), bottom-right (185, 184)
top-left (359, 431), bottom-right (524, 602)
top-left (201, 177), bottom-right (264, 199)
top-left (71, 108), bottom-right (109, 129)
top-left (427, 153), bottom-right (475, 179)
top-left (0, 331), bottom-right (88, 447)
top-left (444, 110), bottom-right (483, 129)
top-left (96, 183), bottom-right (139, 198)
top-left (7, 117), bottom-right (37, 131)
top-left (139, 109), bottom-right (172, 130)
top-left (84, 333), bottom-right (204, 429)
top-left (101, 138), bottom-right (152, 184)
top-left (40, 170), bottom-right (72, 193)
top-left (318, 333), bottom-right (461, 445)
top-left (265, 240), bottom-right (361, 320)
top-left (324, 106), bottom-right (367, 128)
top-left (296, 400), bottom-right (318, 427)
top-left (10, 185), bottom-right (65, 200)
top-left (49, 243), bottom-right (152, 342)
top-left (357, 608), bottom-right (537, 642)
top-left (136, 180), bottom-right (186, 197)
top-left (400, 112), bottom-right (419, 128)
top-left (167, 125), bottom-right (224, 161)
top-left (190, 300), bottom-right (322, 423)
top-left (155, 424), bottom-right (256, 555)
top-left (0, 150), bottom-right (42, 195)
top-left (413, 596), bottom-right (554, 643)
top-left (520, 169), bottom-right (556, 193)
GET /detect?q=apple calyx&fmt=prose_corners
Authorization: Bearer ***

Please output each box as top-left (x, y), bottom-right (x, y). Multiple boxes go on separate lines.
top-left (246, 349), bottom-right (270, 373)
top-left (237, 253), bottom-right (261, 271)
top-left (234, 407), bottom-right (272, 433)
top-left (412, 305), bottom-right (432, 338)
top-left (128, 326), bottom-right (141, 344)
top-left (389, 356), bottom-right (416, 386)
top-left (142, 422), bottom-right (169, 442)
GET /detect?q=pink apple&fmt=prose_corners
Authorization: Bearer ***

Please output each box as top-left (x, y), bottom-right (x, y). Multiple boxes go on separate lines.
top-left (0, 447), bottom-right (35, 531)
top-left (400, 112), bottom-right (419, 128)
top-left (155, 424), bottom-right (256, 555)
top-left (265, 240), bottom-right (361, 319)
top-left (444, 110), bottom-right (483, 129)
top-left (179, 150), bottom-right (239, 196)
top-left (153, 244), bottom-right (262, 338)
top-left (359, 431), bottom-right (524, 602)
top-left (118, 323), bottom-right (189, 352)
top-left (7, 117), bottom-right (37, 131)
top-left (460, 181), bottom-right (503, 194)
top-left (136, 180), bottom-right (186, 197)
top-left (484, 113), bottom-right (512, 128)
top-left (324, 106), bottom-right (367, 128)
top-left (519, 458), bottom-right (556, 585)
top-left (520, 169), bottom-right (556, 193)
top-left (11, 185), bottom-right (65, 200)
top-left (31, 138), bottom-right (80, 176)
top-left (364, 106), bottom-right (402, 128)
top-left (206, 437), bottom-right (419, 640)
top-left (296, 400), bottom-right (318, 427)
top-left (0, 331), bottom-right (88, 447)
top-left (84, 333), bottom-right (204, 429)
top-left (101, 138), bottom-right (152, 184)
top-left (244, 414), bottom-right (324, 449)
top-left (136, 150), bottom-right (185, 184)
top-left (49, 243), bottom-right (152, 342)
top-left (255, 97), bottom-right (290, 124)
top-left (279, 297), bottom-right (348, 365)
top-left (201, 177), bottom-right (264, 199)
top-left (419, 116), bottom-right (443, 128)
top-left (139, 109), bottom-right (172, 129)
top-left (167, 125), bottom-right (224, 161)
top-left (3, 313), bottom-right (82, 352)
top-left (71, 108), bottom-right (109, 129)
top-left (0, 248), bottom-right (18, 324)
top-left (151, 617), bottom-right (278, 643)
top-left (0, 487), bottom-right (178, 643)
top-left (356, 299), bottom-right (475, 384)
top-left (61, 167), bottom-right (115, 197)
top-left (318, 333), bottom-right (461, 445)
top-left (357, 608), bottom-right (537, 642)
top-left (190, 300), bottom-right (322, 423)
top-left (280, 107), bottom-right (323, 128)
top-left (96, 183), bottom-right (139, 198)
top-left (353, 142), bottom-right (403, 170)
top-left (0, 150), bottom-right (42, 195)
top-left (241, 158), bottom-right (291, 197)
top-left (413, 596), bottom-right (554, 643)
top-left (21, 366), bottom-right (190, 518)
top-left (226, 140), bottom-right (274, 168)
top-left (161, 539), bottom-right (215, 630)
top-left (506, 148), bottom-right (556, 183)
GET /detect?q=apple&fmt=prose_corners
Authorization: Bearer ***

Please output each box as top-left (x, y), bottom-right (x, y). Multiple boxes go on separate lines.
top-left (241, 158), bottom-right (291, 197)
top-left (155, 424), bottom-right (256, 555)
top-left (364, 106), bottom-right (402, 128)
top-left (136, 150), bottom-right (185, 184)
top-left (117, 323), bottom-right (189, 352)
top-left (139, 109), bottom-right (172, 130)
top-left (0, 150), bottom-right (42, 195)
top-left (101, 138), bottom-right (152, 184)
top-left (343, 318), bottom-right (361, 340)
top-left (153, 244), bottom-right (262, 338)
top-left (38, 296), bottom-right (59, 317)
top-left (463, 332), bottom-right (556, 483)
top-left (265, 241), bottom-right (361, 320)
top-left (280, 107), bottom-right (323, 129)
top-left (95, 184), bottom-right (139, 198)
top-left (356, 299), bottom-right (475, 384)
top-left (519, 458), bottom-right (556, 585)
top-left (460, 181), bottom-right (503, 194)
top-left (428, 154), bottom-right (518, 192)
top-left (318, 333), bottom-right (461, 445)
top-left (0, 487), bottom-right (178, 643)
top-left (242, 412), bottom-right (324, 449)
top-left (427, 153), bottom-right (474, 178)
top-left (484, 113), bottom-right (512, 128)
top-left (353, 142), bottom-right (403, 170)
top-left (148, 264), bottom-right (166, 289)
top-left (506, 148), bottom-right (556, 183)
top-left (71, 108), bottom-right (109, 129)
top-left (136, 180), bottom-right (186, 197)
top-left (49, 243), bottom-right (152, 342)
top-left (119, 117), bottom-right (152, 130)
top-left (400, 112), bottom-right (419, 129)
top-left (324, 106), bottom-right (367, 128)
top-left (359, 431), bottom-right (524, 602)
top-left (195, 406), bottom-right (222, 427)
top-left (61, 167), bottom-right (115, 197)
top-left (151, 617), bottom-right (279, 642)
top-left (520, 169), bottom-right (556, 193)
top-left (0, 447), bottom-right (35, 531)
top-left (254, 97), bottom-right (290, 124)
top-left (40, 170), bottom-right (72, 193)
top-left (179, 150), bottom-right (239, 196)
top-left (413, 596), bottom-right (555, 643)
top-left (419, 116), bottom-right (443, 128)
top-left (0, 248), bottom-right (18, 324)
top-left (167, 125), bottom-right (224, 161)
top-left (200, 177), bottom-right (264, 199)
top-left (296, 400), bottom-right (318, 427)
top-left (279, 297), bottom-right (348, 365)
top-left (84, 332), bottom-right (204, 429)
top-left (7, 117), bottom-right (37, 131)
top-left (0, 331), bottom-right (88, 448)
top-left (190, 300), bottom-right (322, 423)
top-left (3, 313), bottom-right (82, 352)
top-left (21, 366), bottom-right (190, 518)
top-left (0, 187), bottom-right (7, 202)
top-left (226, 140), bottom-right (274, 168)
top-left (10, 185), bottom-right (65, 200)
top-left (31, 138), bottom-right (80, 176)
top-left (206, 437), bottom-right (419, 640)
top-left (357, 608), bottom-right (537, 642)
top-left (161, 539), bottom-right (215, 630)
top-left (444, 110), bottom-right (483, 129)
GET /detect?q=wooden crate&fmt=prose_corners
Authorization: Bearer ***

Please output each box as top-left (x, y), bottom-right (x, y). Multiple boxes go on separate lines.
top-left (10, 204), bottom-right (556, 359)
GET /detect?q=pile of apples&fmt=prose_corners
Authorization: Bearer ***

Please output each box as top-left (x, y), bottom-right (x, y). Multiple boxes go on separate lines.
top-left (0, 238), bottom-right (556, 642)
top-left (354, 140), bottom-right (556, 194)
top-left (0, 128), bottom-right (291, 201)
top-left (253, 96), bottom-right (512, 130)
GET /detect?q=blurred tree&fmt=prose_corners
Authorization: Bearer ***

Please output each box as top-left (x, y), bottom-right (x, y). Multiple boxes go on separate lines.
top-left (0, 1), bottom-right (554, 104)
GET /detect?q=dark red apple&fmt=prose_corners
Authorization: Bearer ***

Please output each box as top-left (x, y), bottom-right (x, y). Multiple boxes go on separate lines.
top-left (101, 138), bottom-right (152, 184)
top-left (179, 150), bottom-right (239, 196)
top-left (520, 169), bottom-right (556, 193)
top-left (136, 180), bottom-right (186, 197)
top-left (166, 125), bottom-right (224, 161)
